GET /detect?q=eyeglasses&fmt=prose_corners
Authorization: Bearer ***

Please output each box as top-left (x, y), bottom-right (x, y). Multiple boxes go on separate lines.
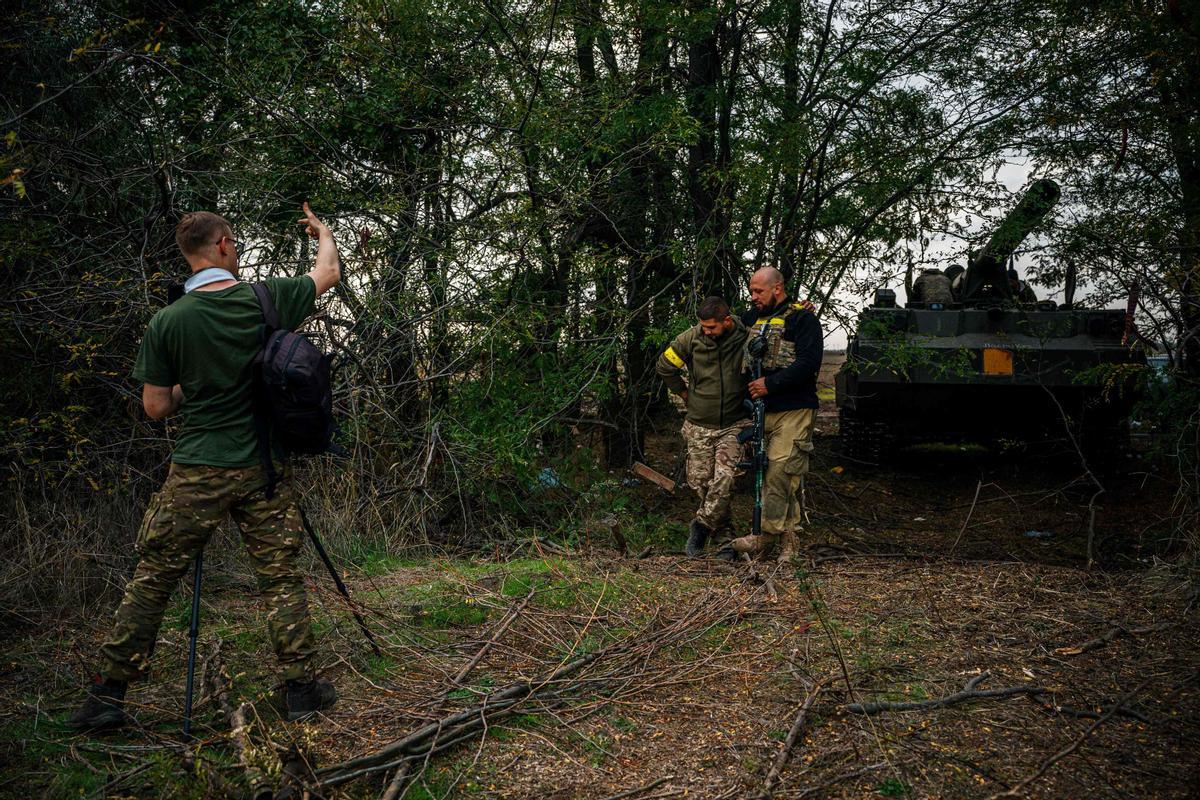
top-left (215, 235), bottom-right (243, 251)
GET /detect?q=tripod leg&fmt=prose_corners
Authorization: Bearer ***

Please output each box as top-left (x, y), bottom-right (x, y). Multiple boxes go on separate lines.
top-left (297, 505), bottom-right (383, 658)
top-left (183, 551), bottom-right (203, 739)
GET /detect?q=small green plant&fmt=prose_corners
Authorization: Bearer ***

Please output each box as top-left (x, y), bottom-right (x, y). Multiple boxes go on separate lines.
top-left (363, 653), bottom-right (398, 680)
top-left (216, 623), bottom-right (268, 651)
top-left (447, 677), bottom-right (494, 701)
top-left (876, 777), bottom-right (910, 796)
top-left (410, 599), bottom-right (488, 628)
top-left (168, 595), bottom-right (192, 630)
top-left (492, 713), bottom-right (542, 740)
top-left (352, 550), bottom-right (425, 577)
top-left (855, 650), bottom-right (878, 670)
top-left (611, 716), bottom-right (637, 733)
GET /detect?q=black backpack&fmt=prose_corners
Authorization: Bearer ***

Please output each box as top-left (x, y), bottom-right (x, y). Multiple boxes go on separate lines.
top-left (250, 282), bottom-right (334, 495)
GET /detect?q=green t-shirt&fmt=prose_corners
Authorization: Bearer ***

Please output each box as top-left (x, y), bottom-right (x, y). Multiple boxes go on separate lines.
top-left (133, 276), bottom-right (317, 467)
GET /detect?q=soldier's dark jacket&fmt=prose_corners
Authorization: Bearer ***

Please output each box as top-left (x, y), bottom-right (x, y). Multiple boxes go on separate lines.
top-left (740, 297), bottom-right (823, 413)
top-left (656, 317), bottom-right (749, 430)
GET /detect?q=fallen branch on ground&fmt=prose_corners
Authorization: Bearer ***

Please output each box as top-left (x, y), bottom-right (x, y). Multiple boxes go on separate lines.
top-left (811, 551), bottom-right (908, 565)
top-left (757, 679), bottom-right (827, 799)
top-left (598, 775), bottom-right (673, 800)
top-left (1030, 696), bottom-right (1151, 724)
top-left (794, 762), bottom-right (891, 798)
top-left (949, 479), bottom-right (983, 554)
top-left (988, 678), bottom-right (1151, 798)
top-left (1053, 622), bottom-right (1174, 656)
top-left (275, 743), bottom-right (317, 800)
top-left (381, 589), bottom-right (535, 800)
top-left (844, 671), bottom-right (1045, 715)
top-left (320, 670), bottom-right (584, 788)
top-left (201, 638), bottom-right (272, 800)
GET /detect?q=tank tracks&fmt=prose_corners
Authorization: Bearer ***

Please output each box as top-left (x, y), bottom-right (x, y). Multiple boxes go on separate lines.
top-left (838, 408), bottom-right (895, 465)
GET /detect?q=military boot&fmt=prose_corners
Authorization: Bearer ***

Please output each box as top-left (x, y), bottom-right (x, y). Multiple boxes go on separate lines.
top-left (285, 677), bottom-right (337, 721)
top-left (685, 519), bottom-right (712, 557)
top-left (66, 677), bottom-right (128, 731)
top-left (777, 531), bottom-right (801, 564)
top-left (729, 533), bottom-right (778, 559)
top-left (712, 546), bottom-right (739, 562)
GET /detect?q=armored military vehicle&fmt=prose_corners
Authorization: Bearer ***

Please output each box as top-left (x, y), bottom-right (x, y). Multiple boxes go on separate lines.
top-left (836, 178), bottom-right (1145, 462)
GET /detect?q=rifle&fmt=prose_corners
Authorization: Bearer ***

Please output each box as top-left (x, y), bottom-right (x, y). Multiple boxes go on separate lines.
top-left (737, 324), bottom-right (771, 538)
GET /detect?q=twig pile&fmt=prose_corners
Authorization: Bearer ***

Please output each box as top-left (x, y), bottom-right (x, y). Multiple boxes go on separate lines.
top-left (316, 583), bottom-right (768, 794)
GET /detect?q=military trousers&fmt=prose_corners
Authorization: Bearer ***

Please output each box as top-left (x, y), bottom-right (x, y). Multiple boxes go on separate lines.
top-left (761, 408), bottom-right (815, 536)
top-left (100, 463), bottom-right (317, 682)
top-left (682, 419), bottom-right (748, 530)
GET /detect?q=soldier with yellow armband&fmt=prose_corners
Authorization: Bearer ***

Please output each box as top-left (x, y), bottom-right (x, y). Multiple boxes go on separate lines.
top-left (655, 296), bottom-right (750, 557)
top-left (725, 267), bottom-right (824, 562)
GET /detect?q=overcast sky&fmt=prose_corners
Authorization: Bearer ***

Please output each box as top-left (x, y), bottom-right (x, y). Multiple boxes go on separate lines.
top-left (823, 156), bottom-right (1037, 350)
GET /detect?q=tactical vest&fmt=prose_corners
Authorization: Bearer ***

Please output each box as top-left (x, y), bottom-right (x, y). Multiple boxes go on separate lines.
top-left (743, 301), bottom-right (813, 372)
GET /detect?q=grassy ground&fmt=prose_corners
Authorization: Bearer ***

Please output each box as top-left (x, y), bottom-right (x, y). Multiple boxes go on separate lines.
top-left (1, 423), bottom-right (1197, 799)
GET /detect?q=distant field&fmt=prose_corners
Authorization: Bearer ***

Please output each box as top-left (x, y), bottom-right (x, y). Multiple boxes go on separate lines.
top-left (820, 350), bottom-right (845, 390)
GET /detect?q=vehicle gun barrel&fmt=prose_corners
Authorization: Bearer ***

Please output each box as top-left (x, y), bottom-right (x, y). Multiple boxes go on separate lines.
top-left (962, 178), bottom-right (1061, 303)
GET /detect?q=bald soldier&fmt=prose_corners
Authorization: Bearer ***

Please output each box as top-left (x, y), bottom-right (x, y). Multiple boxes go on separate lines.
top-left (728, 267), bottom-right (823, 561)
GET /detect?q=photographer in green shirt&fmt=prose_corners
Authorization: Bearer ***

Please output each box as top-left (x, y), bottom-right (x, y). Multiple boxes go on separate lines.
top-left (69, 204), bottom-right (342, 730)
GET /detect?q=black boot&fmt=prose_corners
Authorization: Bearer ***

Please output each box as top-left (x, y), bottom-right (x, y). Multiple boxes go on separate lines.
top-left (686, 520), bottom-right (712, 557)
top-left (285, 677), bottom-right (337, 721)
top-left (66, 677), bottom-right (128, 731)
top-left (712, 546), bottom-right (739, 563)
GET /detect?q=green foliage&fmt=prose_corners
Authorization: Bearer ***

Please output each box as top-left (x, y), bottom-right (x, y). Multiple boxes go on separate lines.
top-left (363, 653), bottom-right (399, 681)
top-left (1071, 362), bottom-right (1148, 401)
top-left (611, 716), bottom-right (637, 733)
top-left (352, 551), bottom-right (428, 577)
top-left (845, 317), bottom-right (975, 381)
top-left (1132, 370), bottom-right (1200, 551)
top-left (0, 714), bottom-right (233, 799)
top-left (4, 0), bottom-right (1199, 618)
top-left (404, 581), bottom-right (490, 629)
top-left (447, 676), bottom-right (494, 701)
top-left (876, 777), bottom-right (912, 797)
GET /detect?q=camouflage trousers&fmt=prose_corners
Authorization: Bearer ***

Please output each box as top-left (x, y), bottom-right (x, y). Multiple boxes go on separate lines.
top-left (100, 463), bottom-right (317, 682)
top-left (761, 409), bottom-right (815, 536)
top-left (682, 419), bottom-right (748, 529)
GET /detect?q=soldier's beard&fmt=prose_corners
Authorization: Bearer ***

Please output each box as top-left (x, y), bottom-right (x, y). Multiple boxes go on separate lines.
top-left (756, 294), bottom-right (787, 316)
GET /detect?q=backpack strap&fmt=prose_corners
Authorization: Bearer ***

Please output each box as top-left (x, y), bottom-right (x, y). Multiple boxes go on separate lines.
top-left (249, 282), bottom-right (280, 499)
top-left (251, 282), bottom-right (281, 334)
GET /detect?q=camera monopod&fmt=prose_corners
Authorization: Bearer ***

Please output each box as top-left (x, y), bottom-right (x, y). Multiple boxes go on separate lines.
top-left (296, 504), bottom-right (383, 659)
